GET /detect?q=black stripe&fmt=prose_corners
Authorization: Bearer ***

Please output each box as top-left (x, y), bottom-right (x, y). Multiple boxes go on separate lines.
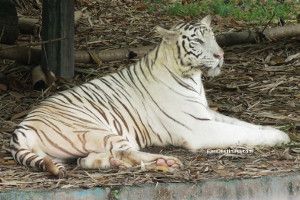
top-left (185, 112), bottom-right (210, 121)
top-left (104, 135), bottom-right (114, 147)
top-left (69, 90), bottom-right (84, 103)
top-left (113, 118), bottom-right (123, 135)
top-left (111, 104), bottom-right (129, 132)
top-left (85, 82), bottom-right (109, 108)
top-left (36, 158), bottom-right (44, 169)
top-left (39, 129), bottom-right (84, 156)
top-left (113, 96), bottom-right (146, 147)
top-left (18, 151), bottom-right (30, 164)
top-left (134, 128), bottom-right (142, 147)
top-left (163, 64), bottom-right (198, 94)
top-left (80, 85), bottom-right (97, 101)
top-left (138, 62), bottom-right (149, 82)
top-left (25, 155), bottom-right (38, 166)
top-left (147, 123), bottom-right (163, 144)
top-left (176, 41), bottom-right (185, 66)
top-left (153, 43), bottom-right (161, 64)
top-left (126, 68), bottom-right (145, 98)
top-left (160, 122), bottom-right (174, 144)
top-left (85, 98), bottom-right (109, 124)
top-left (58, 92), bottom-right (74, 104)
top-left (143, 56), bottom-right (157, 81)
top-left (11, 133), bottom-right (19, 144)
top-left (15, 148), bottom-right (27, 163)
top-left (27, 122), bottom-right (85, 156)
top-left (50, 96), bottom-right (67, 104)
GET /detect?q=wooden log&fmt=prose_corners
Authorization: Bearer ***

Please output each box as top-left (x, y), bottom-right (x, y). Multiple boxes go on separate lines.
top-left (31, 65), bottom-right (47, 90)
top-left (264, 24), bottom-right (300, 40)
top-left (41, 0), bottom-right (75, 78)
top-left (31, 65), bottom-right (56, 91)
top-left (75, 46), bottom-right (155, 64)
top-left (217, 23), bottom-right (300, 46)
top-left (0, 44), bottom-right (154, 64)
top-left (1, 24), bottom-right (300, 65)
top-left (0, 44), bottom-right (41, 64)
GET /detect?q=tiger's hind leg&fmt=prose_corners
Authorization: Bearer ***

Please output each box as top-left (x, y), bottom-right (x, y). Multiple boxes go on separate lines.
top-left (77, 132), bottom-right (182, 171)
top-left (43, 157), bottom-right (67, 178)
top-left (12, 149), bottom-right (67, 178)
top-left (10, 131), bottom-right (67, 178)
top-left (77, 133), bottom-right (137, 169)
top-left (77, 152), bottom-right (131, 169)
top-left (112, 149), bottom-right (183, 171)
top-left (77, 150), bottom-right (182, 171)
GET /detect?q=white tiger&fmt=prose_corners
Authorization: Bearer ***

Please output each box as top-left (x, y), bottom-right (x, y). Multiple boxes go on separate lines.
top-left (10, 16), bottom-right (290, 178)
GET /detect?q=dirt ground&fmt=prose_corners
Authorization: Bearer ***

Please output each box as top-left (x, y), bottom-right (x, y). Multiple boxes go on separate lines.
top-left (0, 0), bottom-right (299, 190)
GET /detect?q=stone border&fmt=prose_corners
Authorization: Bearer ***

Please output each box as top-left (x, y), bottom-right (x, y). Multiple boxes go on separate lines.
top-left (1, 173), bottom-right (300, 200)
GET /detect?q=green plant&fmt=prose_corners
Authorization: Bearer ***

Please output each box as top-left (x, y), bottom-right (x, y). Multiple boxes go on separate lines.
top-left (146, 0), bottom-right (296, 22)
top-left (167, 2), bottom-right (208, 16)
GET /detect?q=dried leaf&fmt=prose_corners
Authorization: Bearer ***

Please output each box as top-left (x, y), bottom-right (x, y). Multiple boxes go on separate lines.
top-left (285, 53), bottom-right (300, 62)
top-left (155, 165), bottom-right (169, 173)
top-left (291, 148), bottom-right (300, 154)
top-left (74, 10), bottom-right (83, 24)
top-left (268, 54), bottom-right (285, 65)
top-left (11, 109), bottom-right (31, 120)
top-left (282, 148), bottom-right (294, 160)
top-left (264, 52), bottom-right (273, 63)
top-left (88, 51), bottom-right (102, 66)
top-left (9, 92), bottom-right (25, 100)
top-left (135, 3), bottom-right (148, 11)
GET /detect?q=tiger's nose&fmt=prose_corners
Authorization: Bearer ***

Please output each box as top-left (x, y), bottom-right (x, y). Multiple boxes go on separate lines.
top-left (213, 50), bottom-right (224, 59)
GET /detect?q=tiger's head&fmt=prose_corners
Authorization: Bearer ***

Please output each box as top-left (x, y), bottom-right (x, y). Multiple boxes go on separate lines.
top-left (156, 15), bottom-right (224, 77)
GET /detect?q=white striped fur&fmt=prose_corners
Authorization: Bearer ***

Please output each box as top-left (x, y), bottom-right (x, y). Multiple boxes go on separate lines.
top-left (10, 16), bottom-right (290, 177)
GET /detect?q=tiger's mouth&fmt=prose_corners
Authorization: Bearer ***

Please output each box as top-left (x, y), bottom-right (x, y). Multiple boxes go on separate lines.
top-left (207, 66), bottom-right (221, 77)
top-left (204, 59), bottom-right (223, 77)
top-left (218, 58), bottom-right (224, 68)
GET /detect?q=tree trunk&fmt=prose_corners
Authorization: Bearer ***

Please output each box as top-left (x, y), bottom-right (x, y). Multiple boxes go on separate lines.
top-left (41, 0), bottom-right (75, 78)
top-left (0, 0), bottom-right (18, 44)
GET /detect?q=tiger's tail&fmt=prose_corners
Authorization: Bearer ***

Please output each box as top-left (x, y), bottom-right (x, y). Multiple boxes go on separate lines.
top-left (9, 129), bottom-right (66, 178)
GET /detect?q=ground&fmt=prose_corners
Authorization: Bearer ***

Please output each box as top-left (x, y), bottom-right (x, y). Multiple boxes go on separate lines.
top-left (0, 0), bottom-right (299, 190)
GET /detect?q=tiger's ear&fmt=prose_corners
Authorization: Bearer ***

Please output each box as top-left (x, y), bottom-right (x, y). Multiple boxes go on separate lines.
top-left (200, 15), bottom-right (212, 26)
top-left (155, 26), bottom-right (179, 43)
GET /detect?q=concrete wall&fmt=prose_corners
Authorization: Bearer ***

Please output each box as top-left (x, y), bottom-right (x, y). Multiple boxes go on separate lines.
top-left (1, 173), bottom-right (300, 200)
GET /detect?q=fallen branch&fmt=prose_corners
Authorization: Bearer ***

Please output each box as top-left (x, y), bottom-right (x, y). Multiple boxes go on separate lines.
top-left (263, 24), bottom-right (300, 40)
top-left (76, 46), bottom-right (155, 64)
top-left (0, 45), bottom-right (41, 64)
top-left (0, 44), bottom-right (155, 64)
top-left (217, 23), bottom-right (300, 46)
top-left (0, 23), bottom-right (299, 65)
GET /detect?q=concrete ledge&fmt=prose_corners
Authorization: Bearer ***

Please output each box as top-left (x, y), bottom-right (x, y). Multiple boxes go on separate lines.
top-left (1, 173), bottom-right (300, 200)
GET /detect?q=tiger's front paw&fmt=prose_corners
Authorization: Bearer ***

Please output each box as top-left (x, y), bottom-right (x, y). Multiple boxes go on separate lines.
top-left (144, 156), bottom-right (183, 173)
top-left (261, 126), bottom-right (290, 145)
top-left (156, 156), bottom-right (183, 169)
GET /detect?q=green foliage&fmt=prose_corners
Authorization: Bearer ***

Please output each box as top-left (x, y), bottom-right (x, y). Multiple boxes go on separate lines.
top-left (167, 2), bottom-right (208, 16)
top-left (146, 0), bottom-right (297, 22)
